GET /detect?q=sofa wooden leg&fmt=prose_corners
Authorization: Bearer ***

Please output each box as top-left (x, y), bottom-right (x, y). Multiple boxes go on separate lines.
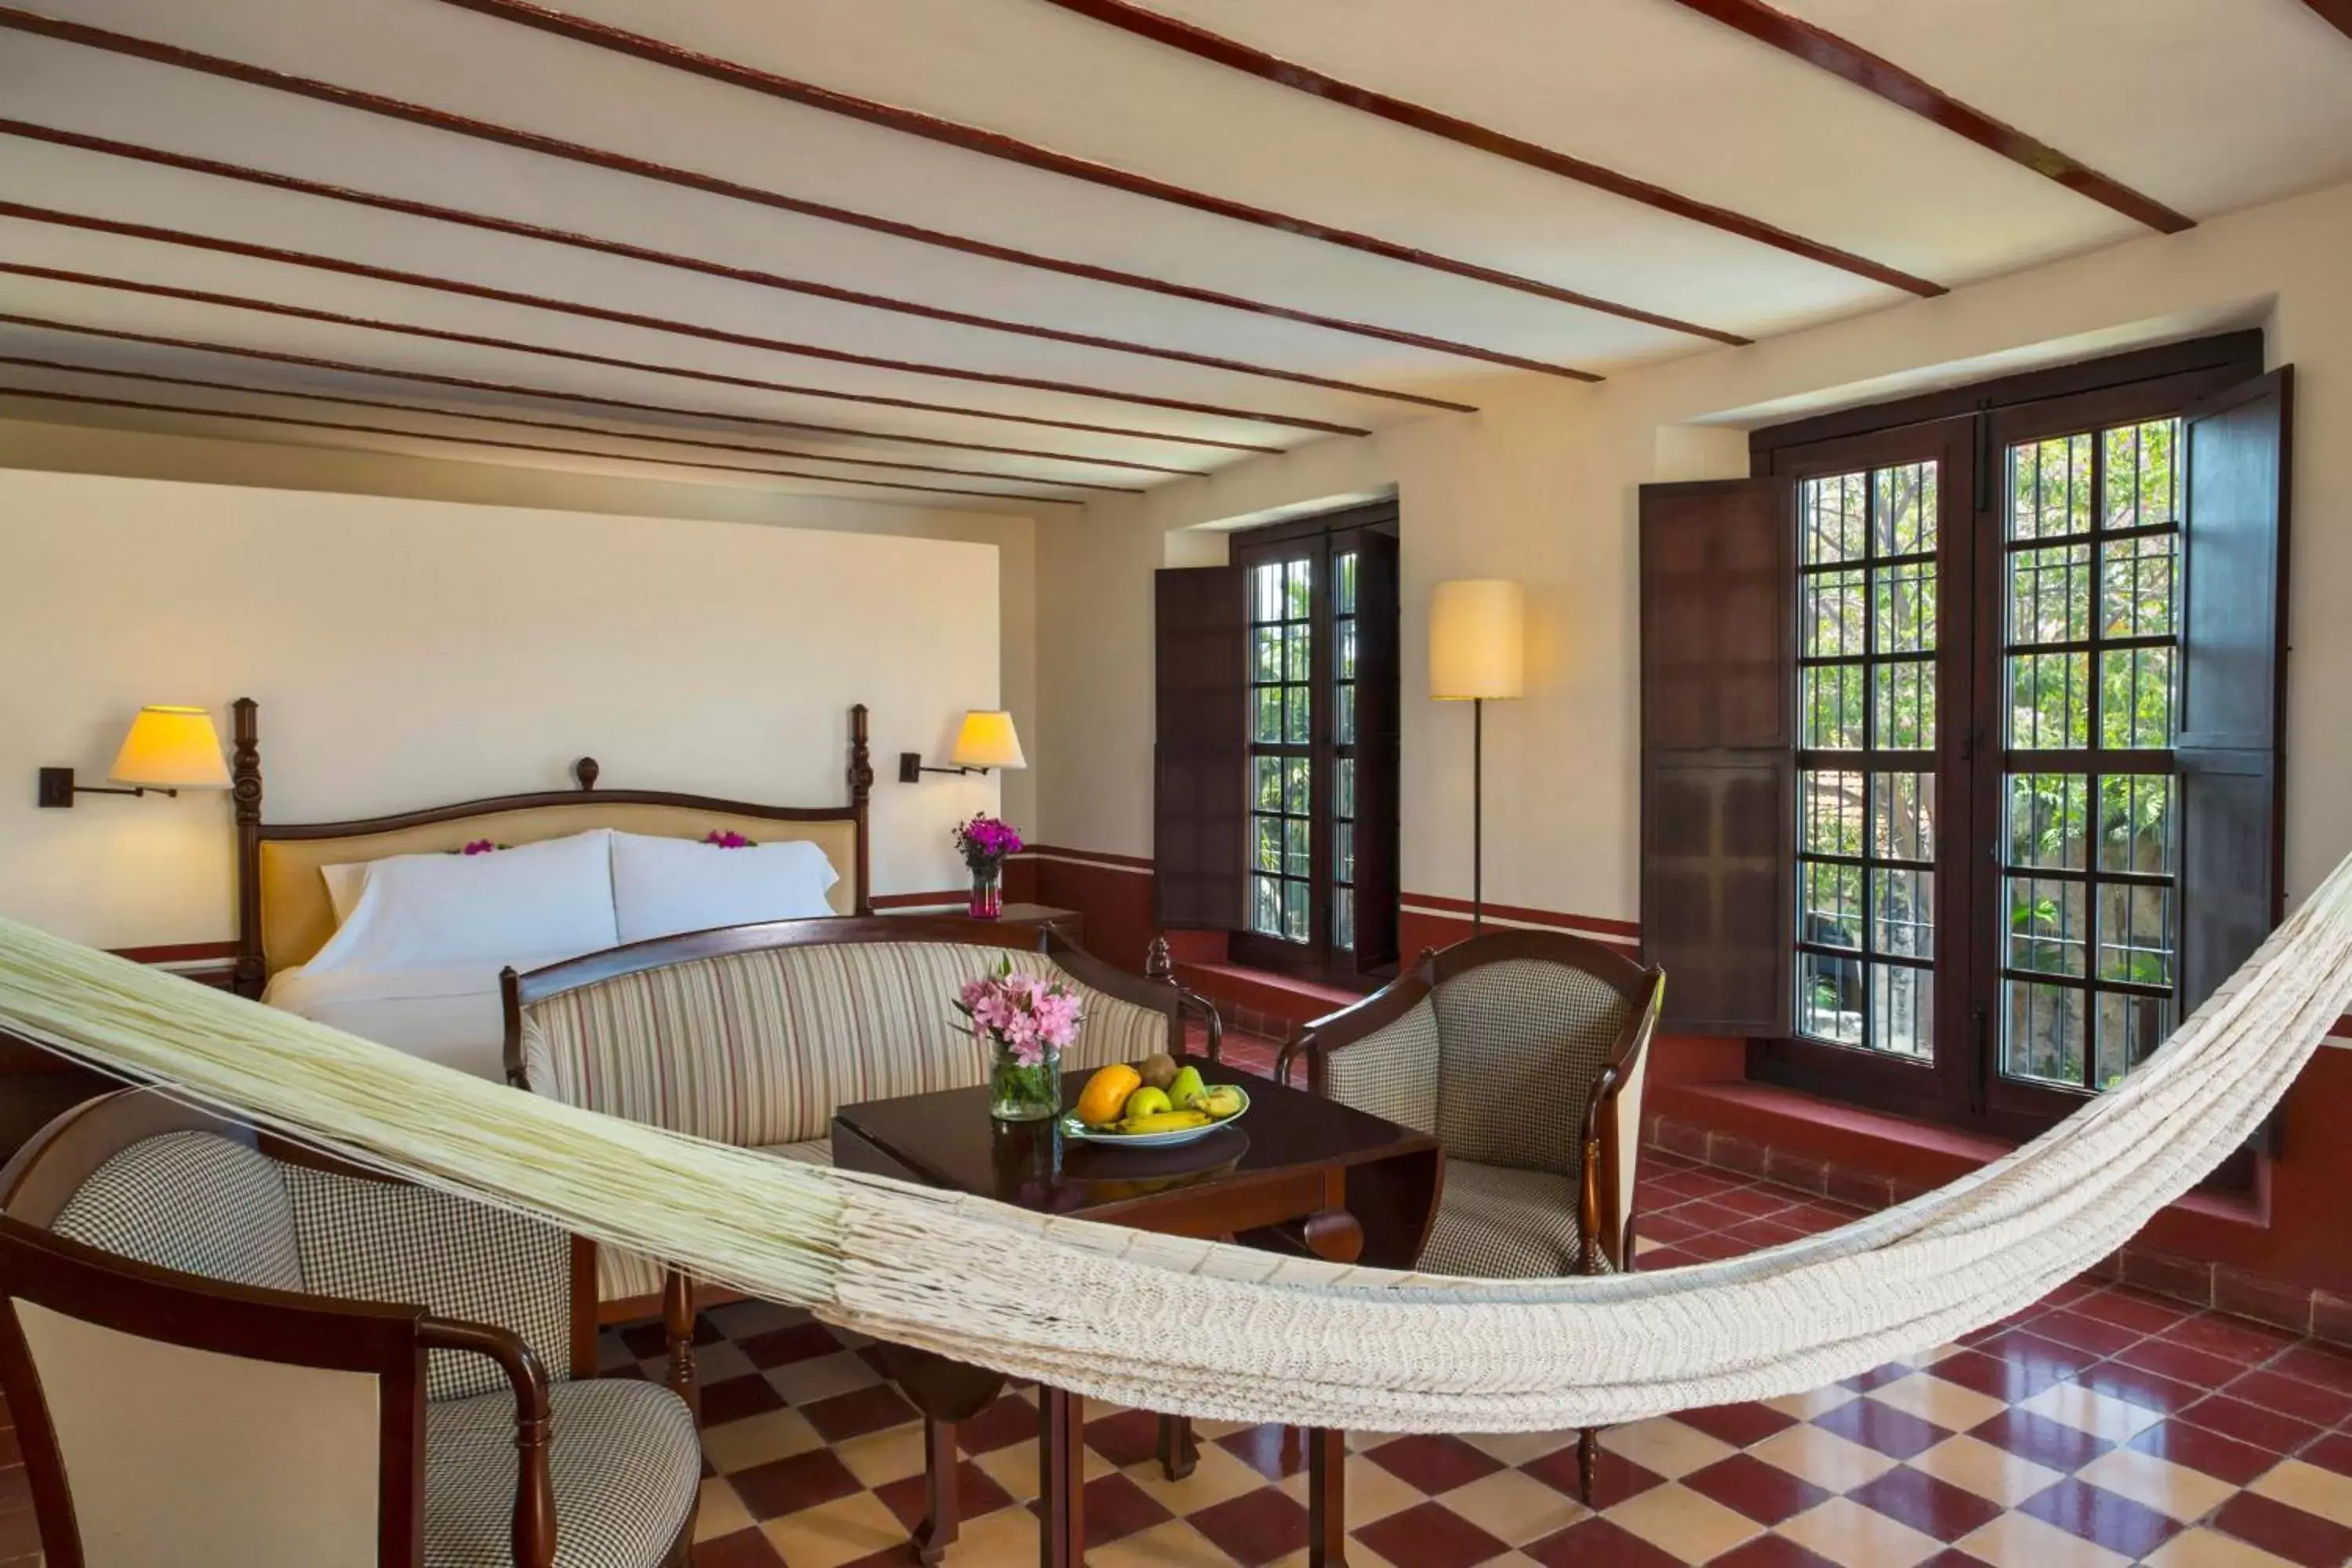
top-left (1577, 1427), bottom-right (1598, 1505)
top-left (662, 1268), bottom-right (699, 1425)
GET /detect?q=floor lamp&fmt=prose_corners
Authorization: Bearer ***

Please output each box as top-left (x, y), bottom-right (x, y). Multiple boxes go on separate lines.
top-left (1430, 580), bottom-right (1525, 931)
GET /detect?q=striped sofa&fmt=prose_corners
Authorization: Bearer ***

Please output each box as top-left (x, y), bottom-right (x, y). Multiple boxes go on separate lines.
top-left (503, 917), bottom-right (1188, 1317)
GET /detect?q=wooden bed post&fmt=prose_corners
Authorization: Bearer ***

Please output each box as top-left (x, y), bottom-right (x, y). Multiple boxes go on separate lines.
top-left (848, 704), bottom-right (874, 916)
top-left (230, 698), bottom-right (266, 1000)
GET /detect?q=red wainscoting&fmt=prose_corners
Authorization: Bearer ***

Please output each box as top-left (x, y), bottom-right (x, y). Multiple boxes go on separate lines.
top-left (1020, 846), bottom-right (1159, 973)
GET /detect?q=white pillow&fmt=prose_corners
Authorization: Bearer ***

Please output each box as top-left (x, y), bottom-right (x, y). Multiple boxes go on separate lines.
top-left (610, 831), bottom-right (840, 946)
top-left (321, 860), bottom-right (371, 927)
top-left (304, 830), bottom-right (619, 975)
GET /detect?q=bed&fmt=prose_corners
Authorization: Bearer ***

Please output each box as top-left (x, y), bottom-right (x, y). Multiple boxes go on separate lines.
top-left (233, 699), bottom-right (874, 1080)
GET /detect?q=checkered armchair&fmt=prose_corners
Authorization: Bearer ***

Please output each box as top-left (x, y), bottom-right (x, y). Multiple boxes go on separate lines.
top-left (0, 1091), bottom-right (700, 1568)
top-left (1290, 931), bottom-right (1665, 1280)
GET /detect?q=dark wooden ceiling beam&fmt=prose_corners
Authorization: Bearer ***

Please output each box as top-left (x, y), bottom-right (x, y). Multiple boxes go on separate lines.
top-left (1033, 0), bottom-right (1941, 299)
top-left (2302, 0), bottom-right (2352, 41)
top-left (1662, 0), bottom-right (2194, 234)
top-left (0, 119), bottom-right (1479, 414)
top-left (0, 381), bottom-right (1081, 503)
top-left (0, 353), bottom-right (1142, 492)
top-left (0, 310), bottom-right (1204, 476)
top-left (434, 0), bottom-right (1751, 345)
top-left (0, 261), bottom-right (1284, 454)
top-left (0, 7), bottom-right (1603, 380)
top-left (0, 200), bottom-right (1359, 440)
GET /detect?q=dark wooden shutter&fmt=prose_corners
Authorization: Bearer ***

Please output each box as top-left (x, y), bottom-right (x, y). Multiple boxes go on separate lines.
top-left (1639, 478), bottom-right (1794, 1035)
top-left (1155, 565), bottom-right (1248, 929)
top-left (2177, 368), bottom-right (2293, 1016)
top-left (1351, 532), bottom-right (1402, 968)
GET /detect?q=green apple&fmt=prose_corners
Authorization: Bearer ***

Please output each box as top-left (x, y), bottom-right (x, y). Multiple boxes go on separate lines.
top-left (1124, 1086), bottom-right (1171, 1120)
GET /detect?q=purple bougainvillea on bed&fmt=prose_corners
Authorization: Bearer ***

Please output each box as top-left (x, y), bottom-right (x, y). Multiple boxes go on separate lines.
top-left (705, 830), bottom-right (755, 848)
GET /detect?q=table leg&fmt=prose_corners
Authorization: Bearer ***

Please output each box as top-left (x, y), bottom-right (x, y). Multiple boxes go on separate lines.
top-left (1040, 1386), bottom-right (1085, 1567)
top-left (1156, 1413), bottom-right (1198, 1480)
top-left (1307, 1425), bottom-right (1347, 1566)
top-left (909, 1416), bottom-right (959, 1565)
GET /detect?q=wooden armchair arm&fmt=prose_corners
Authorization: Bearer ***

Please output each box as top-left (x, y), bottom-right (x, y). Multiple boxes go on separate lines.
top-left (1573, 971), bottom-right (1668, 1276)
top-left (1285, 951), bottom-right (1438, 1094)
top-left (420, 1316), bottom-right (555, 1568)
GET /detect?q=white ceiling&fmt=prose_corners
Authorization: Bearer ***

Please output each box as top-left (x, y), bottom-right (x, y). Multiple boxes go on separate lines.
top-left (0, 0), bottom-right (2345, 509)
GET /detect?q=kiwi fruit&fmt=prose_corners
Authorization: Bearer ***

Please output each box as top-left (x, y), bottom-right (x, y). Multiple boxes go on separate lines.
top-left (1135, 1051), bottom-right (1179, 1091)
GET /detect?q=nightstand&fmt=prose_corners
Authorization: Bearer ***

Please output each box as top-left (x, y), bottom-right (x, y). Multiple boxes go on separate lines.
top-left (885, 902), bottom-right (1087, 949)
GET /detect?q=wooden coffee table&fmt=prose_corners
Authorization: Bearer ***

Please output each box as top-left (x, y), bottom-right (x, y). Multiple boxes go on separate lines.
top-left (832, 1057), bottom-right (1441, 1567)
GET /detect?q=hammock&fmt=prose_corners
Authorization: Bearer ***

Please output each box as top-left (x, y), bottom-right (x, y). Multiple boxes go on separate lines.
top-left (2, 853), bottom-right (2349, 1434)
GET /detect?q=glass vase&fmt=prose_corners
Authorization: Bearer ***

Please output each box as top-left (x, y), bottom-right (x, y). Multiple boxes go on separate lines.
top-left (968, 861), bottom-right (1004, 919)
top-left (989, 1039), bottom-right (1062, 1122)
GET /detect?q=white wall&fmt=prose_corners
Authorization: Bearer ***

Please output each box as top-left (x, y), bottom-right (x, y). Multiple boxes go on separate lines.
top-left (0, 462), bottom-right (1016, 946)
top-left (1040, 174), bottom-right (2352, 923)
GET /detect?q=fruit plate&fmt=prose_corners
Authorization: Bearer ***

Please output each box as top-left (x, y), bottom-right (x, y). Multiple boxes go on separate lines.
top-left (1060, 1087), bottom-right (1250, 1148)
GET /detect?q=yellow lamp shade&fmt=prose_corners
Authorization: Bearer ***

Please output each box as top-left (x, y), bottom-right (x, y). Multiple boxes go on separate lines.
top-left (108, 706), bottom-right (231, 791)
top-left (950, 710), bottom-right (1026, 771)
top-left (1429, 580), bottom-right (1526, 700)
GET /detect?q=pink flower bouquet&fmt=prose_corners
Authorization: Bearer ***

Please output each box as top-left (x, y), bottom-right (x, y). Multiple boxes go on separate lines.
top-left (955, 960), bottom-right (1085, 1120)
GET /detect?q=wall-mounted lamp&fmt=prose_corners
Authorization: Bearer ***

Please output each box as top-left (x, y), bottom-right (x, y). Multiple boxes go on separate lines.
top-left (900, 710), bottom-right (1026, 784)
top-left (38, 705), bottom-right (233, 808)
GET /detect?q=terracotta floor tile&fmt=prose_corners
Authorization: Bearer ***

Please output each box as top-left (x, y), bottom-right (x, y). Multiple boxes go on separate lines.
top-left (1673, 1400), bottom-right (1799, 1450)
top-left (957, 1392), bottom-right (1043, 1455)
top-left (1596, 1417), bottom-right (1738, 1480)
top-left (2017, 1381), bottom-right (2168, 1443)
top-left (1811, 1395), bottom-right (1948, 1459)
top-left (1520, 1440), bottom-right (1664, 1509)
top-left (2263, 1343), bottom-right (2352, 1396)
top-left (2027, 1309), bottom-right (2149, 1358)
top-left (2018, 1476), bottom-right (2186, 1561)
top-left (2071, 1288), bottom-right (2198, 1336)
top-left (702, 1370), bottom-right (790, 1426)
top-left (1744, 1424), bottom-right (1900, 1494)
top-left (1955, 1508), bottom-right (2132, 1568)
top-left (1217, 1424), bottom-right (1311, 1483)
top-left (2296, 1431), bottom-right (2352, 1480)
top-left (2207, 1490), bottom-right (2352, 1568)
top-left (1084, 1406), bottom-right (1168, 1470)
top-left (2074, 1445), bottom-right (2240, 1523)
top-left (1706, 1534), bottom-right (1846, 1568)
top-left (757, 1490), bottom-right (908, 1568)
top-left (1681, 1452), bottom-right (1833, 1526)
top-left (797, 1383), bottom-right (922, 1445)
top-left (1185, 1485), bottom-right (1308, 1567)
top-left (1361, 1432), bottom-right (1504, 1494)
top-left (1963, 1409), bottom-right (2115, 1475)
top-left (1521, 1515), bottom-right (1689, 1567)
top-left (2074, 1360), bottom-right (2208, 1419)
top-left (693, 1526), bottom-right (791, 1567)
top-left (2118, 1338), bottom-right (2255, 1390)
top-left (1429, 1466), bottom-right (1589, 1545)
top-left (1906, 1433), bottom-right (2067, 1508)
top-left (2169, 1315), bottom-right (2302, 1367)
top-left (869, 1458), bottom-right (1014, 1534)
top-left (2224, 1370), bottom-right (2352, 1429)
top-left (1076, 1471), bottom-right (1180, 1545)
top-left (1772, 1494), bottom-right (1944, 1568)
top-left (2140, 1524), bottom-right (2306, 1567)
top-left (2125, 1420), bottom-right (2282, 1487)
top-left (2180, 1395), bottom-right (2325, 1455)
top-left (1865, 1371), bottom-right (2009, 1435)
top-left (1349, 1499), bottom-right (1510, 1568)
top-left (2246, 1457), bottom-right (2352, 1529)
top-left (728, 1447), bottom-right (868, 1521)
top-left (1842, 1465), bottom-right (2005, 1541)
top-left (1602, 1479), bottom-right (1764, 1563)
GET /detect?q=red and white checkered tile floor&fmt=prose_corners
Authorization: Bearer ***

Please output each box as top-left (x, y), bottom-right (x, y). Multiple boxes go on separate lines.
top-left (5, 1054), bottom-right (2351, 1566)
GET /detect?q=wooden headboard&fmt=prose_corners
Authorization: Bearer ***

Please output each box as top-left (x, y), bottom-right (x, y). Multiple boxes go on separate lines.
top-left (230, 699), bottom-right (875, 997)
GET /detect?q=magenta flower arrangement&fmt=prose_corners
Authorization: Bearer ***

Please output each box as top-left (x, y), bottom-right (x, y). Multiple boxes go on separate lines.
top-left (953, 815), bottom-right (1024, 870)
top-left (704, 830), bottom-right (756, 848)
top-left (452, 840), bottom-right (501, 856)
top-left (956, 960), bottom-right (1084, 1120)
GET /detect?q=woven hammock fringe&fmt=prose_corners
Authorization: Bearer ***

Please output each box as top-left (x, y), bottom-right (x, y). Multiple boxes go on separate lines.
top-left (2, 855), bottom-right (2350, 1432)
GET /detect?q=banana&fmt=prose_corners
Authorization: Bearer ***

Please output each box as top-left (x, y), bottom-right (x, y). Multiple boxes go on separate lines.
top-left (1117, 1109), bottom-right (1211, 1134)
top-left (1200, 1087), bottom-right (1245, 1120)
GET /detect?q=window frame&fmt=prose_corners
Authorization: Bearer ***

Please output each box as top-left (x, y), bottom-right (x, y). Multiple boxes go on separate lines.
top-left (1229, 503), bottom-right (1399, 985)
top-left (1747, 335), bottom-right (2267, 1136)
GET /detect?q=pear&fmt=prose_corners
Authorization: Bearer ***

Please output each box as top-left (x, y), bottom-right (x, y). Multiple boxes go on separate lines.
top-left (1167, 1065), bottom-right (1207, 1109)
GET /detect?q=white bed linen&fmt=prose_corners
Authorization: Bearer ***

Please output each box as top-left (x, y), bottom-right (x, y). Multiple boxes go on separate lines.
top-left (263, 956), bottom-right (574, 1081)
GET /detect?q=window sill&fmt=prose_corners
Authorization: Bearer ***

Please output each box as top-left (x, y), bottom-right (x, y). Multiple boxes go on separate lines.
top-left (1647, 1078), bottom-right (2268, 1232)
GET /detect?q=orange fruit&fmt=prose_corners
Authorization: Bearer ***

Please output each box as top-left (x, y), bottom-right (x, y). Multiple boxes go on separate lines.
top-left (1076, 1064), bottom-right (1142, 1128)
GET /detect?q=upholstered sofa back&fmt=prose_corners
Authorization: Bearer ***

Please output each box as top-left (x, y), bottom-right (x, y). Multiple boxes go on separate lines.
top-left (517, 941), bottom-right (1170, 1146)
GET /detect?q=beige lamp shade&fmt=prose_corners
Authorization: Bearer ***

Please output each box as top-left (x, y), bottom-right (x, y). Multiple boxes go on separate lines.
top-left (950, 710), bottom-right (1026, 771)
top-left (107, 706), bottom-right (231, 791)
top-left (1429, 580), bottom-right (1526, 700)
